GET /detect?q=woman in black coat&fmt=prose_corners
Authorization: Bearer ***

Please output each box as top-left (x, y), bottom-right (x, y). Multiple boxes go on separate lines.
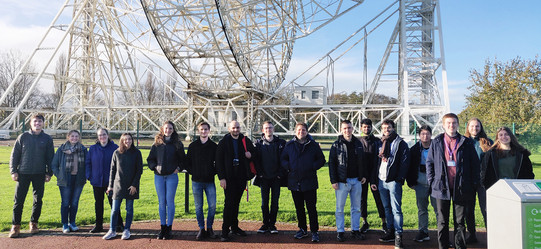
top-left (102, 133), bottom-right (143, 241)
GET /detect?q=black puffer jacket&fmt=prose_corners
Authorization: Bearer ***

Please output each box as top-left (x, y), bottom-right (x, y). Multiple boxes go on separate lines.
top-left (481, 148), bottom-right (534, 189)
top-left (329, 135), bottom-right (366, 184)
top-left (185, 138), bottom-right (218, 183)
top-left (147, 139), bottom-right (185, 175)
top-left (10, 131), bottom-right (54, 176)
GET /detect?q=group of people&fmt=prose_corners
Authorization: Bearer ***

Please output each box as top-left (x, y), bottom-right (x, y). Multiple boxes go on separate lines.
top-left (8, 113), bottom-right (535, 249)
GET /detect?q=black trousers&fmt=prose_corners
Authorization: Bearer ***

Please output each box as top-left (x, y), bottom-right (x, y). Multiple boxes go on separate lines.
top-left (260, 177), bottom-right (281, 226)
top-left (361, 181), bottom-right (386, 219)
top-left (12, 174), bottom-right (45, 225)
top-left (222, 178), bottom-right (246, 233)
top-left (93, 186), bottom-right (123, 228)
top-left (291, 189), bottom-right (318, 232)
top-left (436, 198), bottom-right (467, 249)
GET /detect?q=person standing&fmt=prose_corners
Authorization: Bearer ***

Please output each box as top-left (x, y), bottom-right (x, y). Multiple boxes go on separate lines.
top-left (463, 118), bottom-right (492, 243)
top-left (329, 120), bottom-right (367, 242)
top-left (9, 114), bottom-right (54, 238)
top-left (281, 123), bottom-right (326, 243)
top-left (359, 118), bottom-right (387, 233)
top-left (51, 130), bottom-right (88, 233)
top-left (185, 122), bottom-right (218, 240)
top-left (481, 127), bottom-right (534, 189)
top-left (406, 125), bottom-right (437, 243)
top-left (254, 121), bottom-right (286, 234)
top-left (371, 119), bottom-right (409, 249)
top-left (426, 113), bottom-right (480, 249)
top-left (147, 121), bottom-right (186, 240)
top-left (103, 133), bottom-right (143, 240)
top-left (216, 120), bottom-right (255, 242)
top-left (86, 128), bottom-right (123, 233)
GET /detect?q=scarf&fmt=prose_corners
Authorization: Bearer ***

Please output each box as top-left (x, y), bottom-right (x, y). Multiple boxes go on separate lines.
top-left (379, 131), bottom-right (398, 161)
top-left (63, 142), bottom-right (85, 172)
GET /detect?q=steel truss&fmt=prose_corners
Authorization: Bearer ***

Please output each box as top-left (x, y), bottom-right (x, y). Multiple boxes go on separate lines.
top-left (0, 0), bottom-right (448, 140)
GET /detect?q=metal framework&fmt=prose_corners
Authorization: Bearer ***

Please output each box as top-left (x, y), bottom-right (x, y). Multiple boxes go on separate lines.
top-left (0, 0), bottom-right (448, 140)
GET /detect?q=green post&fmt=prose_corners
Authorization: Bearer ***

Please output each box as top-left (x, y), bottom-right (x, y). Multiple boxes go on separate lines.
top-left (137, 120), bottom-right (140, 146)
top-left (414, 125), bottom-right (417, 143)
top-left (512, 123), bottom-right (515, 135)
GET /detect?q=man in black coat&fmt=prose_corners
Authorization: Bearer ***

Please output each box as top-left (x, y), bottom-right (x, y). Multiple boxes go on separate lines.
top-left (216, 120), bottom-right (255, 242)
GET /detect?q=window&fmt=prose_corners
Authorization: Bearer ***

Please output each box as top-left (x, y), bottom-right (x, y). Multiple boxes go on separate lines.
top-left (312, 91), bottom-right (319, 99)
top-left (301, 91), bottom-right (306, 99)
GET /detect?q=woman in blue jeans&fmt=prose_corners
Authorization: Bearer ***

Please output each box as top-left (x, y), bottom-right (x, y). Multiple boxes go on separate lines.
top-left (147, 121), bottom-right (186, 239)
top-left (51, 130), bottom-right (88, 233)
top-left (103, 133), bottom-right (143, 240)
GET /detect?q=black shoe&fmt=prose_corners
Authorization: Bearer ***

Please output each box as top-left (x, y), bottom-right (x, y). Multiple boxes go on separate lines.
top-left (196, 229), bottom-right (206, 240)
top-left (157, 225), bottom-right (166, 239)
top-left (294, 228), bottom-right (308, 239)
top-left (231, 228), bottom-right (247, 237)
top-left (352, 230), bottom-right (365, 240)
top-left (220, 234), bottom-right (231, 242)
top-left (466, 234), bottom-right (478, 244)
top-left (311, 232), bottom-right (320, 243)
top-left (90, 226), bottom-right (103, 233)
top-left (163, 225), bottom-right (172, 240)
top-left (337, 232), bottom-right (345, 242)
top-left (116, 225), bottom-right (124, 233)
top-left (379, 229), bottom-right (395, 243)
top-left (449, 242), bottom-right (455, 248)
top-left (257, 224), bottom-right (269, 234)
top-left (395, 234), bottom-right (403, 249)
top-left (381, 222), bottom-right (387, 233)
top-left (414, 230), bottom-right (430, 242)
top-left (360, 222), bottom-right (369, 233)
top-left (207, 228), bottom-right (216, 239)
top-left (269, 225), bottom-right (278, 234)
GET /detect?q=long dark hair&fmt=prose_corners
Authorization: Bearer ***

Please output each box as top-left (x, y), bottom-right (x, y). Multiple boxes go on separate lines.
top-left (154, 121), bottom-right (181, 149)
top-left (118, 133), bottom-right (134, 154)
top-left (464, 118), bottom-right (492, 152)
top-left (490, 127), bottom-right (528, 157)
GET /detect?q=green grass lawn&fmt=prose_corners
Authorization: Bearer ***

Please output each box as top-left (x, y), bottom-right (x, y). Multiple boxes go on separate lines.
top-left (1, 145), bottom-right (539, 232)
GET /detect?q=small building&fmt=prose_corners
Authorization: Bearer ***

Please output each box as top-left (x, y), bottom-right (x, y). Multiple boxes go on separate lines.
top-left (293, 86), bottom-right (327, 105)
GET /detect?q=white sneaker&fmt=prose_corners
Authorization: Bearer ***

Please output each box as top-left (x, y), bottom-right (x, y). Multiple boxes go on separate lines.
top-left (121, 229), bottom-right (131, 240)
top-left (102, 230), bottom-right (117, 240)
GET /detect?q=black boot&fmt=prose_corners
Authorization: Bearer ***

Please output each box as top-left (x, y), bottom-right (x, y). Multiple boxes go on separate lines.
top-left (163, 225), bottom-right (172, 240)
top-left (157, 225), bottom-right (166, 239)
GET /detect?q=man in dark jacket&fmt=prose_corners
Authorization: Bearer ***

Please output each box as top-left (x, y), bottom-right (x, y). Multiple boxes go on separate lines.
top-left (370, 119), bottom-right (409, 249)
top-left (329, 120), bottom-right (367, 242)
top-left (359, 118), bottom-right (386, 233)
top-left (216, 120), bottom-right (255, 242)
top-left (426, 113), bottom-right (480, 249)
top-left (254, 121), bottom-right (286, 234)
top-left (9, 113), bottom-right (54, 238)
top-left (186, 122), bottom-right (218, 240)
top-left (281, 123), bottom-right (325, 243)
top-left (406, 125), bottom-right (437, 243)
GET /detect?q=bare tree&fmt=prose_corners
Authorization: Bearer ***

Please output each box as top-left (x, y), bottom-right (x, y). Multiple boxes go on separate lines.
top-left (0, 50), bottom-right (42, 108)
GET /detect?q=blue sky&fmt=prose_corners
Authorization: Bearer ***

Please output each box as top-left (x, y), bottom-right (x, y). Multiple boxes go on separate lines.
top-left (1, 0), bottom-right (540, 113)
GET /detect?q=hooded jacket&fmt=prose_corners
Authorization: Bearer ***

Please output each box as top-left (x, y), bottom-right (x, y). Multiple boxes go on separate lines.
top-left (280, 134), bottom-right (326, 192)
top-left (185, 138), bottom-right (218, 183)
top-left (426, 133), bottom-right (480, 201)
top-left (329, 135), bottom-right (366, 184)
top-left (86, 141), bottom-right (118, 187)
top-left (481, 148), bottom-right (534, 189)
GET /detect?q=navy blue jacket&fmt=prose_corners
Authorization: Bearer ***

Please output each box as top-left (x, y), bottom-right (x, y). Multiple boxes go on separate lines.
top-left (371, 136), bottom-right (409, 184)
top-left (426, 133), bottom-right (480, 201)
top-left (86, 141), bottom-right (118, 188)
top-left (280, 135), bottom-right (326, 192)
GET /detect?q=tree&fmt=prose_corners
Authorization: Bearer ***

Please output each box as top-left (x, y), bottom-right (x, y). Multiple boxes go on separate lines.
top-left (0, 50), bottom-right (43, 109)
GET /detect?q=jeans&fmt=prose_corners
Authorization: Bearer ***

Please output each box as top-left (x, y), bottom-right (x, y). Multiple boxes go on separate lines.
top-left (110, 199), bottom-right (133, 231)
top-left (59, 174), bottom-right (84, 225)
top-left (291, 189), bottom-right (318, 232)
top-left (436, 198), bottom-right (467, 249)
top-left (222, 178), bottom-right (245, 234)
top-left (260, 177), bottom-right (281, 227)
top-left (335, 178), bottom-right (362, 232)
top-left (361, 181), bottom-right (386, 219)
top-left (414, 173), bottom-right (438, 233)
top-left (155, 173), bottom-right (178, 226)
top-left (93, 186), bottom-right (123, 228)
top-left (378, 179), bottom-right (403, 234)
top-left (192, 181), bottom-right (216, 229)
top-left (12, 174), bottom-right (45, 225)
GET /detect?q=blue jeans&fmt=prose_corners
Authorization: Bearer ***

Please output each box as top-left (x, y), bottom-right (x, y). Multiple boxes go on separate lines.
top-left (155, 173), bottom-right (178, 226)
top-left (59, 174), bottom-right (84, 225)
top-left (192, 181), bottom-right (216, 229)
top-left (335, 178), bottom-right (362, 232)
top-left (414, 172), bottom-right (437, 233)
top-left (379, 179), bottom-right (403, 234)
top-left (111, 199), bottom-right (133, 231)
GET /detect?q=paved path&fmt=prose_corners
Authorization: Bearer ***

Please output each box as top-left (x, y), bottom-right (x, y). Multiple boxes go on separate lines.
top-left (0, 219), bottom-right (487, 249)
